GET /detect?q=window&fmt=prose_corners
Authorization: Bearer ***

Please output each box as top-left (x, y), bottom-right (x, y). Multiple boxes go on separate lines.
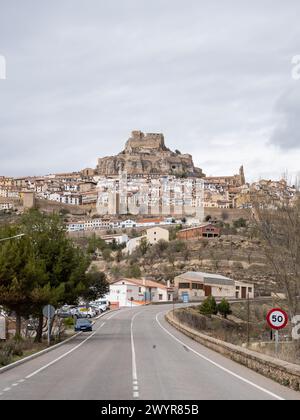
top-left (178, 282), bottom-right (190, 289)
top-left (192, 283), bottom-right (203, 290)
top-left (159, 294), bottom-right (163, 301)
top-left (248, 288), bottom-right (252, 293)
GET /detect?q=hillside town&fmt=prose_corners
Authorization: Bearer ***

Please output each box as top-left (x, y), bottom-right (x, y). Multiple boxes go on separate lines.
top-left (0, 131), bottom-right (297, 223)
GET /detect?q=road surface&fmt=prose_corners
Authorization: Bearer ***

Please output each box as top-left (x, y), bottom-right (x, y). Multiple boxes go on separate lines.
top-left (0, 305), bottom-right (299, 400)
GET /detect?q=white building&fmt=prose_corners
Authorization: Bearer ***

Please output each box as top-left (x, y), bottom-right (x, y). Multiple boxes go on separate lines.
top-left (125, 236), bottom-right (146, 255)
top-left (146, 227), bottom-right (169, 244)
top-left (0, 202), bottom-right (13, 211)
top-left (108, 278), bottom-right (174, 307)
top-left (101, 234), bottom-right (128, 245)
top-left (120, 219), bottom-right (137, 229)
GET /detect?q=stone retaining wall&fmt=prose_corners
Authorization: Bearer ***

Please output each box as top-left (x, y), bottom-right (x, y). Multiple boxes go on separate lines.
top-left (166, 311), bottom-right (300, 391)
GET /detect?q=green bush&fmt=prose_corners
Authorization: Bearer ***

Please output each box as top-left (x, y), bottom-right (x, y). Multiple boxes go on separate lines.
top-left (199, 296), bottom-right (218, 316)
top-left (124, 264), bottom-right (141, 279)
top-left (64, 317), bottom-right (75, 328)
top-left (0, 350), bottom-right (12, 366)
top-left (0, 339), bottom-right (24, 366)
top-left (233, 218), bottom-right (247, 229)
top-left (217, 298), bottom-right (232, 319)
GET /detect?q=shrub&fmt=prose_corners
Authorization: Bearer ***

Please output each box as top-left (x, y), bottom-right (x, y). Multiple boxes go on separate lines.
top-left (64, 317), bottom-right (75, 328)
top-left (0, 350), bottom-right (12, 366)
top-left (199, 296), bottom-right (218, 316)
top-left (125, 264), bottom-right (141, 279)
top-left (102, 248), bottom-right (112, 262)
top-left (233, 218), bottom-right (247, 229)
top-left (217, 298), bottom-right (232, 319)
top-left (0, 340), bottom-right (24, 366)
top-left (169, 240), bottom-right (186, 253)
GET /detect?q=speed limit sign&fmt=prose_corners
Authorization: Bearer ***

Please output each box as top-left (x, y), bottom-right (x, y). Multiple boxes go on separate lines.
top-left (266, 308), bottom-right (288, 330)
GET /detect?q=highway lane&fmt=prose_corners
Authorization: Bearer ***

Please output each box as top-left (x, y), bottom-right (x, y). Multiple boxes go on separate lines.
top-left (0, 305), bottom-right (299, 400)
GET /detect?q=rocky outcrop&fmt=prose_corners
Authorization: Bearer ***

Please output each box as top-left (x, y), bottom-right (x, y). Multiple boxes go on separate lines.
top-left (96, 131), bottom-right (205, 177)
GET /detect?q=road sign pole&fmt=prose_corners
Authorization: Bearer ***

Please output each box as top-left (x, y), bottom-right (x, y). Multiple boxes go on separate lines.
top-left (47, 305), bottom-right (51, 347)
top-left (266, 308), bottom-right (288, 358)
top-left (43, 304), bottom-right (55, 347)
top-left (275, 330), bottom-right (279, 356)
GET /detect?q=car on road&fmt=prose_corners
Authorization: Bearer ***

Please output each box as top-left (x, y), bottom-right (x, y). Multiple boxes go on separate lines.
top-left (74, 318), bottom-right (93, 332)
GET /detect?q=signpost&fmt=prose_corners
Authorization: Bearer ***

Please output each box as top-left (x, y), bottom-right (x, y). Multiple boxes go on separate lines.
top-left (43, 305), bottom-right (56, 346)
top-left (266, 308), bottom-right (289, 356)
top-left (0, 316), bottom-right (6, 340)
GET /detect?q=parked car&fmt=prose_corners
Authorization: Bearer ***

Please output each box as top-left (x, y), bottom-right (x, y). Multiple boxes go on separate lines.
top-left (73, 306), bottom-right (96, 319)
top-left (56, 305), bottom-right (77, 318)
top-left (91, 299), bottom-right (109, 313)
top-left (75, 318), bottom-right (93, 332)
top-left (89, 305), bottom-right (101, 315)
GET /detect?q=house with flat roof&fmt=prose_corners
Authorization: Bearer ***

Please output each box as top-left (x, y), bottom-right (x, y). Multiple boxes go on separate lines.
top-left (174, 271), bottom-right (254, 301)
top-left (146, 227), bottom-right (169, 244)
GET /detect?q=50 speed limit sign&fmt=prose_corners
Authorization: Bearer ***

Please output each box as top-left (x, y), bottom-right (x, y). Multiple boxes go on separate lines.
top-left (266, 308), bottom-right (288, 330)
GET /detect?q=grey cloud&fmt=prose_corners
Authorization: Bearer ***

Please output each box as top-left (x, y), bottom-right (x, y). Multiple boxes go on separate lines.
top-left (0, 0), bottom-right (300, 179)
top-left (270, 87), bottom-right (300, 149)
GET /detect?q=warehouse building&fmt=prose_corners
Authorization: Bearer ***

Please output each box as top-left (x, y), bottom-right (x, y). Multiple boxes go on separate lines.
top-left (174, 271), bottom-right (254, 301)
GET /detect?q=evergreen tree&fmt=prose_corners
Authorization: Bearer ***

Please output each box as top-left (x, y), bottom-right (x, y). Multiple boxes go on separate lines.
top-left (199, 296), bottom-right (218, 316)
top-left (217, 298), bottom-right (232, 319)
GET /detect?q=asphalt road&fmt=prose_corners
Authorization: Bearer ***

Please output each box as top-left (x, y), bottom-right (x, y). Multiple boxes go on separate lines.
top-left (0, 305), bottom-right (299, 400)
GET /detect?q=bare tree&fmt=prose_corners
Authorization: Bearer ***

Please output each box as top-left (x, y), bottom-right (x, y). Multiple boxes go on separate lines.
top-left (252, 195), bottom-right (300, 321)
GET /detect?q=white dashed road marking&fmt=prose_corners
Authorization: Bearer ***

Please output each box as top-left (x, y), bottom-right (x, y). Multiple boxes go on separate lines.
top-left (131, 311), bottom-right (143, 399)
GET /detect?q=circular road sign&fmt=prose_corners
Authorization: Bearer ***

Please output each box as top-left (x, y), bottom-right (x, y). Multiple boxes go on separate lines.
top-left (43, 305), bottom-right (56, 320)
top-left (266, 308), bottom-right (288, 330)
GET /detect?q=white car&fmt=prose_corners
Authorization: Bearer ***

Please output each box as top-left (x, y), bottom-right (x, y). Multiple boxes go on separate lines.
top-left (92, 299), bottom-right (109, 312)
top-left (73, 307), bottom-right (96, 319)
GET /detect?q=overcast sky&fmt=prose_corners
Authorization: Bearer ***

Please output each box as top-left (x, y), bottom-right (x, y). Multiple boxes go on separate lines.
top-left (0, 0), bottom-right (299, 182)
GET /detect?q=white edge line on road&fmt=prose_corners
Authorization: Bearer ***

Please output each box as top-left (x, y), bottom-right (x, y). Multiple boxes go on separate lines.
top-left (131, 311), bottom-right (142, 399)
top-left (25, 322), bottom-right (106, 380)
top-left (156, 311), bottom-right (285, 401)
top-left (0, 309), bottom-right (121, 376)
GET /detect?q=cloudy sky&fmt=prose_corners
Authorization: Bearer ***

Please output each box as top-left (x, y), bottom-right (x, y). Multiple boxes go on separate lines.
top-left (0, 0), bottom-right (299, 182)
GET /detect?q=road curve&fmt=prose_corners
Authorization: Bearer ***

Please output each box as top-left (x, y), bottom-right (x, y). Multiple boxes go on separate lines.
top-left (0, 305), bottom-right (299, 400)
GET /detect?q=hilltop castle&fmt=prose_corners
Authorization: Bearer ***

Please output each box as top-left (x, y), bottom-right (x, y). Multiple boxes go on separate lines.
top-left (95, 131), bottom-right (205, 178)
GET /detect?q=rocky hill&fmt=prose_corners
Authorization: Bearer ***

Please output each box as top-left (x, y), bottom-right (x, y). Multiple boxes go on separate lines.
top-left (96, 131), bottom-right (205, 177)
